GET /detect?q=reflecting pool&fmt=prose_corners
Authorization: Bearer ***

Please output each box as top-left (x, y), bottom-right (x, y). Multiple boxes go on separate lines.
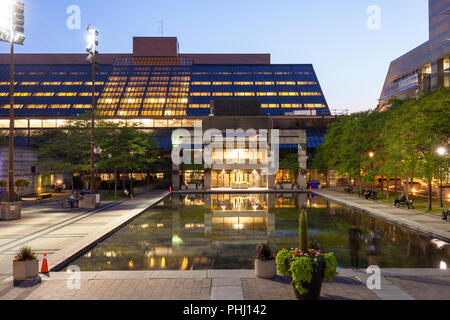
top-left (70, 193), bottom-right (449, 271)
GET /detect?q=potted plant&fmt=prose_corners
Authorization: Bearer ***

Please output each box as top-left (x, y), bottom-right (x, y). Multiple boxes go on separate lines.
top-left (276, 210), bottom-right (338, 300)
top-left (13, 246), bottom-right (39, 282)
top-left (255, 244), bottom-right (276, 279)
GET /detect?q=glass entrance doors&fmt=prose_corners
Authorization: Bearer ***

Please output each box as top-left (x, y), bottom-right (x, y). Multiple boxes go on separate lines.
top-left (211, 170), bottom-right (267, 189)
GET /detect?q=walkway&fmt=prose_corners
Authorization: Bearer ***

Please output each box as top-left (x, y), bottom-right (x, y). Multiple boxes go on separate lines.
top-left (313, 189), bottom-right (450, 241)
top-left (0, 190), bottom-right (169, 281)
top-left (0, 268), bottom-right (448, 300)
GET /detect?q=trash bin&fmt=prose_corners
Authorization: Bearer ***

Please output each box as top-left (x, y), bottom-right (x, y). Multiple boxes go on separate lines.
top-left (312, 181), bottom-right (318, 189)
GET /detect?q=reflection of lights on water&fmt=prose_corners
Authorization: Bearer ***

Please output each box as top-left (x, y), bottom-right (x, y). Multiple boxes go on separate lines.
top-left (431, 239), bottom-right (449, 249)
top-left (107, 261), bottom-right (111, 265)
top-left (172, 234), bottom-right (183, 246)
top-left (253, 205), bottom-right (258, 211)
top-left (141, 224), bottom-right (149, 229)
top-left (161, 257), bottom-right (166, 269)
top-left (412, 188), bottom-right (417, 193)
top-left (440, 261), bottom-right (447, 270)
top-left (104, 251), bottom-right (117, 258)
top-left (157, 223), bottom-right (164, 228)
top-left (221, 205), bottom-right (226, 211)
top-left (233, 223), bottom-right (244, 230)
top-left (128, 260), bottom-right (134, 268)
top-left (180, 257), bottom-right (188, 270)
top-left (150, 257), bottom-right (155, 268)
top-left (84, 252), bottom-right (92, 258)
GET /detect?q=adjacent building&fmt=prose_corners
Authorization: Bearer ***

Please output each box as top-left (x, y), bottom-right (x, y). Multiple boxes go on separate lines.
top-left (378, 0), bottom-right (450, 110)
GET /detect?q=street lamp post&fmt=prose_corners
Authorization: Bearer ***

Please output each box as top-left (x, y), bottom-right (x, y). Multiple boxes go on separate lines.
top-left (78, 25), bottom-right (101, 209)
top-left (436, 147), bottom-right (448, 208)
top-left (0, 0), bottom-right (25, 220)
top-left (369, 152), bottom-right (375, 192)
top-left (86, 25), bottom-right (98, 194)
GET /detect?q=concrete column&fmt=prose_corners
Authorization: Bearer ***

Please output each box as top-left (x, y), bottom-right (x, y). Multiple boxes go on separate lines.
top-left (172, 164), bottom-right (180, 191)
top-left (431, 62), bottom-right (439, 90)
top-left (204, 170), bottom-right (211, 190)
top-left (204, 213), bottom-right (212, 236)
top-left (268, 174), bottom-right (276, 190)
top-left (297, 143), bottom-right (307, 189)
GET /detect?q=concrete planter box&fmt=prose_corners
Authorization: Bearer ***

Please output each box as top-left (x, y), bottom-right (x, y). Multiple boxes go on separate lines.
top-left (187, 184), bottom-right (197, 190)
top-left (255, 259), bottom-right (276, 279)
top-left (13, 259), bottom-right (39, 281)
top-left (78, 194), bottom-right (101, 209)
top-left (1, 202), bottom-right (21, 221)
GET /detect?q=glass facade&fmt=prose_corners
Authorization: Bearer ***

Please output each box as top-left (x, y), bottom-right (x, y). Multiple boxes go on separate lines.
top-left (0, 61), bottom-right (330, 118)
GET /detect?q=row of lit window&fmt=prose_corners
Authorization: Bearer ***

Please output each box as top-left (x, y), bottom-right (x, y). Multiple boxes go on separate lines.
top-left (189, 81), bottom-right (315, 86)
top-left (0, 81), bottom-right (105, 86)
top-left (189, 92), bottom-right (320, 97)
top-left (190, 71), bottom-right (312, 75)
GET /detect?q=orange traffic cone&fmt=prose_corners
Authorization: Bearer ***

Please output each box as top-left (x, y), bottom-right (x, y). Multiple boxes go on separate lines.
top-left (169, 187), bottom-right (172, 193)
top-left (310, 186), bottom-right (312, 192)
top-left (40, 253), bottom-right (49, 273)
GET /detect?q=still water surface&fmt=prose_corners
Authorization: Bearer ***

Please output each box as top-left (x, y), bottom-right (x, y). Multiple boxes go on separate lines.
top-left (70, 193), bottom-right (449, 270)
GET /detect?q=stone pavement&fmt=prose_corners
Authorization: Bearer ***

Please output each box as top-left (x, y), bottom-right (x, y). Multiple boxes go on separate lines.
top-left (0, 190), bottom-right (169, 281)
top-left (1, 268), bottom-right (448, 300)
top-left (313, 189), bottom-right (450, 241)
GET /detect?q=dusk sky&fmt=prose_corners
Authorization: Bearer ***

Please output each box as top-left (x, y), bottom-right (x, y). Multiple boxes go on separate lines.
top-left (2, 0), bottom-right (429, 113)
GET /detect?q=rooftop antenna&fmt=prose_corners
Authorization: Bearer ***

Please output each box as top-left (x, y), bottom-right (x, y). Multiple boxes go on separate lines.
top-left (158, 20), bottom-right (164, 38)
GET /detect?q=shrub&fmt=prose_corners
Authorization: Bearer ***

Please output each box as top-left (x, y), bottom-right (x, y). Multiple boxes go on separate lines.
top-left (13, 246), bottom-right (37, 262)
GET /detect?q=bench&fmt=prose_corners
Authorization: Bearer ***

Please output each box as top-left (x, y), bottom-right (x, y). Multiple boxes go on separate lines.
top-left (396, 199), bottom-right (414, 209)
top-left (370, 191), bottom-right (378, 200)
top-left (37, 193), bottom-right (52, 201)
top-left (344, 187), bottom-right (353, 193)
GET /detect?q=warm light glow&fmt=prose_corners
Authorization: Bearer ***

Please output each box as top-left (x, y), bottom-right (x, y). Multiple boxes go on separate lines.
top-left (128, 260), bottom-right (134, 268)
top-left (233, 223), bottom-right (244, 230)
top-left (431, 239), bottom-right (449, 249)
top-left (412, 188), bottom-right (417, 193)
top-left (161, 257), bottom-right (166, 269)
top-left (149, 257), bottom-right (155, 268)
top-left (440, 261), bottom-right (447, 270)
top-left (156, 223), bottom-right (164, 228)
top-left (369, 152), bottom-right (374, 158)
top-left (436, 147), bottom-right (447, 156)
top-left (180, 257), bottom-right (188, 270)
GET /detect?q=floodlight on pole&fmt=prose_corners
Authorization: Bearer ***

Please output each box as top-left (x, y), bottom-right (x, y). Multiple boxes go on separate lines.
top-left (436, 147), bottom-right (447, 156)
top-left (86, 24), bottom-right (99, 195)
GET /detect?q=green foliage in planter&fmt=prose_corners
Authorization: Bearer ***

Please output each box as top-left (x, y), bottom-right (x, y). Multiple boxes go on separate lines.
top-left (289, 256), bottom-right (314, 295)
top-left (322, 252), bottom-right (339, 281)
top-left (299, 210), bottom-right (308, 252)
top-left (275, 249), bottom-right (291, 274)
top-left (13, 246), bottom-right (37, 262)
top-left (0, 180), bottom-right (7, 188)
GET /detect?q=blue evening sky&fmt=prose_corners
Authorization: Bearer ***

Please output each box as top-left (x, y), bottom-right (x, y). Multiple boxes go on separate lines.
top-left (2, 0), bottom-right (429, 113)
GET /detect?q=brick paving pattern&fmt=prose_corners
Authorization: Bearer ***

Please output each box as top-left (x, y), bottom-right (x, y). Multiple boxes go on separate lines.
top-left (386, 276), bottom-right (450, 300)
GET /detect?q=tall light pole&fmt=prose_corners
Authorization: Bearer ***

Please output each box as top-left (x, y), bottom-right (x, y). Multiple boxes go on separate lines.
top-left (86, 25), bottom-right (99, 194)
top-left (369, 152), bottom-right (375, 192)
top-left (0, 0), bottom-right (25, 208)
top-left (436, 146), bottom-right (448, 208)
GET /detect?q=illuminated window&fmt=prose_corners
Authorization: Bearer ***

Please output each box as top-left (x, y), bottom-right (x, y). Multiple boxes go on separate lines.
top-left (190, 92), bottom-right (210, 96)
top-left (278, 92), bottom-right (299, 96)
top-left (34, 92), bottom-right (55, 96)
top-left (2, 104), bottom-right (23, 109)
top-left (189, 104), bottom-right (209, 108)
top-left (304, 104), bottom-right (325, 108)
top-left (276, 81), bottom-right (296, 85)
top-left (56, 92), bottom-right (77, 96)
top-left (41, 82), bottom-right (62, 85)
top-left (213, 81), bottom-right (232, 85)
top-left (49, 104), bottom-right (71, 109)
top-left (257, 92), bottom-right (277, 96)
top-left (301, 92), bottom-right (322, 96)
top-left (73, 104), bottom-right (92, 109)
top-left (79, 92), bottom-right (100, 96)
top-left (280, 104), bottom-right (302, 108)
top-left (235, 92), bottom-right (255, 96)
top-left (255, 81), bottom-right (274, 85)
top-left (234, 81), bottom-right (254, 85)
top-left (297, 81), bottom-right (318, 85)
top-left (62, 82), bottom-right (83, 85)
top-left (191, 82), bottom-right (211, 85)
top-left (212, 92), bottom-right (233, 96)
top-left (14, 92), bottom-right (32, 96)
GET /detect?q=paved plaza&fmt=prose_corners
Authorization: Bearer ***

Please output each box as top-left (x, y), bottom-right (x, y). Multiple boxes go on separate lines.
top-left (0, 190), bottom-right (169, 281)
top-left (0, 269), bottom-right (449, 300)
top-left (314, 189), bottom-right (450, 241)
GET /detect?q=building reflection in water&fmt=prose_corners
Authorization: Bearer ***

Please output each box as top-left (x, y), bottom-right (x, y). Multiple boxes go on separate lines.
top-left (71, 193), bottom-right (450, 271)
